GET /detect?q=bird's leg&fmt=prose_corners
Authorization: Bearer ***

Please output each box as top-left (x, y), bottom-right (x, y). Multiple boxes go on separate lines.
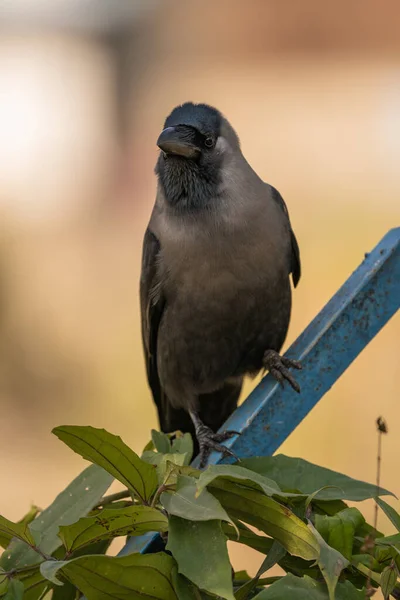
top-left (189, 411), bottom-right (240, 469)
top-left (263, 349), bottom-right (302, 393)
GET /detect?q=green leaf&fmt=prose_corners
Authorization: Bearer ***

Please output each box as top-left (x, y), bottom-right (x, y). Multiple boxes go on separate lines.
top-left (3, 579), bottom-right (24, 600)
top-left (61, 537), bottom-right (112, 560)
top-left (52, 580), bottom-right (79, 600)
top-left (252, 574), bottom-right (366, 599)
top-left (338, 507), bottom-right (365, 531)
top-left (234, 571), bottom-right (251, 583)
top-left (161, 476), bottom-right (234, 525)
top-left (378, 549), bottom-right (397, 571)
top-left (353, 559), bottom-right (400, 598)
top-left (167, 516), bottom-right (234, 600)
top-left (0, 515), bottom-right (35, 547)
top-left (241, 455), bottom-right (394, 501)
top-left (152, 430), bottom-right (172, 454)
top-left (171, 434), bottom-right (193, 465)
top-left (58, 505), bottom-right (168, 553)
top-left (172, 572), bottom-right (204, 600)
top-left (52, 581), bottom-right (79, 600)
top-left (211, 479), bottom-right (319, 561)
top-left (197, 465), bottom-right (298, 500)
top-left (0, 464), bottom-right (113, 570)
top-left (309, 522), bottom-right (349, 600)
top-left (375, 533), bottom-right (400, 547)
top-left (141, 450), bottom-right (188, 483)
top-left (315, 508), bottom-right (364, 560)
top-left (305, 487), bottom-right (343, 512)
top-left (40, 560), bottom-right (67, 586)
top-left (235, 541), bottom-right (286, 600)
top-left (222, 521), bottom-right (274, 554)
top-left (53, 426), bottom-right (158, 503)
top-left (0, 506), bottom-right (41, 551)
top-left (157, 455), bottom-right (187, 486)
top-left (44, 553), bottom-right (178, 600)
top-left (19, 572), bottom-right (45, 600)
top-left (386, 544), bottom-right (400, 558)
top-left (0, 568), bottom-right (48, 600)
top-left (143, 432), bottom-right (178, 455)
top-left (225, 520), bottom-right (318, 582)
top-left (141, 450), bottom-right (163, 466)
top-left (0, 571), bottom-right (8, 597)
top-left (353, 560), bottom-right (382, 584)
top-left (313, 499), bottom-right (349, 517)
top-left (377, 498), bottom-right (400, 533)
top-left (52, 539), bottom-right (112, 600)
top-left (256, 542), bottom-right (286, 578)
top-left (351, 554), bottom-right (380, 570)
top-left (142, 438), bottom-right (155, 452)
top-left (0, 582), bottom-right (8, 599)
top-left (381, 564), bottom-right (398, 599)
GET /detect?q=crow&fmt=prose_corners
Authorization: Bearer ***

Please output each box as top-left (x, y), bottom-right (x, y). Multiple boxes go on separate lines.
top-left (140, 102), bottom-right (301, 466)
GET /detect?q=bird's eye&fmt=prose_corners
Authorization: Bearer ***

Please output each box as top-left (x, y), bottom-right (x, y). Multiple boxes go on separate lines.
top-left (204, 136), bottom-right (214, 148)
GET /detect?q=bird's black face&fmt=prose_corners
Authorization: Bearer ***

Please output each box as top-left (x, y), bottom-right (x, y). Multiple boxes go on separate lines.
top-left (157, 125), bottom-right (216, 159)
top-left (158, 102), bottom-right (221, 159)
top-left (155, 103), bottom-right (223, 210)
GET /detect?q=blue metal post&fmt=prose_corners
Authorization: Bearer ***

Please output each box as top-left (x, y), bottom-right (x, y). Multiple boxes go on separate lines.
top-left (215, 226), bottom-right (400, 462)
top-left (121, 227), bottom-right (400, 556)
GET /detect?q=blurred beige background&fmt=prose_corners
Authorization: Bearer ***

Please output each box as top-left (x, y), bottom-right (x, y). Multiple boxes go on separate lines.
top-left (0, 0), bottom-right (399, 588)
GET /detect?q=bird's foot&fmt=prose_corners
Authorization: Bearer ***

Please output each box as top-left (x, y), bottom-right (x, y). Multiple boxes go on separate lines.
top-left (263, 349), bottom-right (302, 393)
top-left (195, 423), bottom-right (240, 469)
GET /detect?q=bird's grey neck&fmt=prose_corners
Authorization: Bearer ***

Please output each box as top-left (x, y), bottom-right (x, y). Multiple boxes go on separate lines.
top-left (155, 155), bottom-right (220, 213)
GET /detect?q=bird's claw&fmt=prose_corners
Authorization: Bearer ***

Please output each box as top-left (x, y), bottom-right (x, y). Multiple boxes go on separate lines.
top-left (263, 349), bottom-right (302, 393)
top-left (195, 424), bottom-right (240, 468)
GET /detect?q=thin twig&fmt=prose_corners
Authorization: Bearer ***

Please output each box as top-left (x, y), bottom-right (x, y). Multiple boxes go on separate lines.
top-left (151, 484), bottom-right (175, 508)
top-left (36, 585), bottom-right (50, 600)
top-left (92, 490), bottom-right (131, 509)
top-left (1, 564), bottom-right (42, 578)
top-left (30, 546), bottom-right (53, 562)
top-left (374, 417), bottom-right (388, 534)
top-left (365, 416), bottom-right (388, 598)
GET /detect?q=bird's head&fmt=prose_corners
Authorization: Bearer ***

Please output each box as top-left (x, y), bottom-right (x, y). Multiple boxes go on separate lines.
top-left (155, 102), bottom-right (240, 209)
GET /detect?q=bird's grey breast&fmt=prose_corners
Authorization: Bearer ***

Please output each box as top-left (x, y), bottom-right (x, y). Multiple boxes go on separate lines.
top-left (154, 195), bottom-right (291, 303)
top-left (151, 185), bottom-right (293, 391)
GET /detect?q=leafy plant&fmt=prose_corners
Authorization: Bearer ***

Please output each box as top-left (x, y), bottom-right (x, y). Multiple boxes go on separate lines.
top-left (0, 425), bottom-right (399, 599)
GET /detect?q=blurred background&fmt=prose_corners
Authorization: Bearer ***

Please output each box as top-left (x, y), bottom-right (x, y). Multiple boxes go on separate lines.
top-left (0, 0), bottom-right (399, 586)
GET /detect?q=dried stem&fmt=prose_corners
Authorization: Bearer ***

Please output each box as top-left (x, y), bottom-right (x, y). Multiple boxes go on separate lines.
top-left (365, 416), bottom-right (388, 598)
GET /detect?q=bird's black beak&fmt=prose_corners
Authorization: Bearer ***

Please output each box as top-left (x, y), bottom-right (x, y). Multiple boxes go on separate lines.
top-left (157, 126), bottom-right (200, 159)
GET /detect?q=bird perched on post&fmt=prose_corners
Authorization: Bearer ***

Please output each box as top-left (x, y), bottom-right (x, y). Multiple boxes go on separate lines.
top-left (140, 102), bottom-right (301, 467)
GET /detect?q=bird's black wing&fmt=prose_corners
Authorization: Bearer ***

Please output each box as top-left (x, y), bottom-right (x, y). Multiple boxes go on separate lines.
top-left (140, 227), bottom-right (168, 429)
top-left (270, 186), bottom-right (301, 287)
top-left (140, 227), bottom-right (241, 446)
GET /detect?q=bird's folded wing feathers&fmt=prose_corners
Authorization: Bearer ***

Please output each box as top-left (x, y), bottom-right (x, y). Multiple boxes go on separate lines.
top-left (269, 185), bottom-right (301, 287)
top-left (140, 227), bottom-right (166, 419)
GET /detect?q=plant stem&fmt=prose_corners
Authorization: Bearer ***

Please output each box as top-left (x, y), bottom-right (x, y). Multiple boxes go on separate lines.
top-left (37, 585), bottom-right (50, 600)
top-left (374, 418), bottom-right (386, 532)
top-left (2, 563), bottom-right (44, 578)
top-left (92, 490), bottom-right (132, 509)
top-left (31, 546), bottom-right (53, 562)
top-left (366, 416), bottom-right (388, 596)
top-left (151, 485), bottom-right (167, 508)
top-left (151, 484), bottom-right (175, 508)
